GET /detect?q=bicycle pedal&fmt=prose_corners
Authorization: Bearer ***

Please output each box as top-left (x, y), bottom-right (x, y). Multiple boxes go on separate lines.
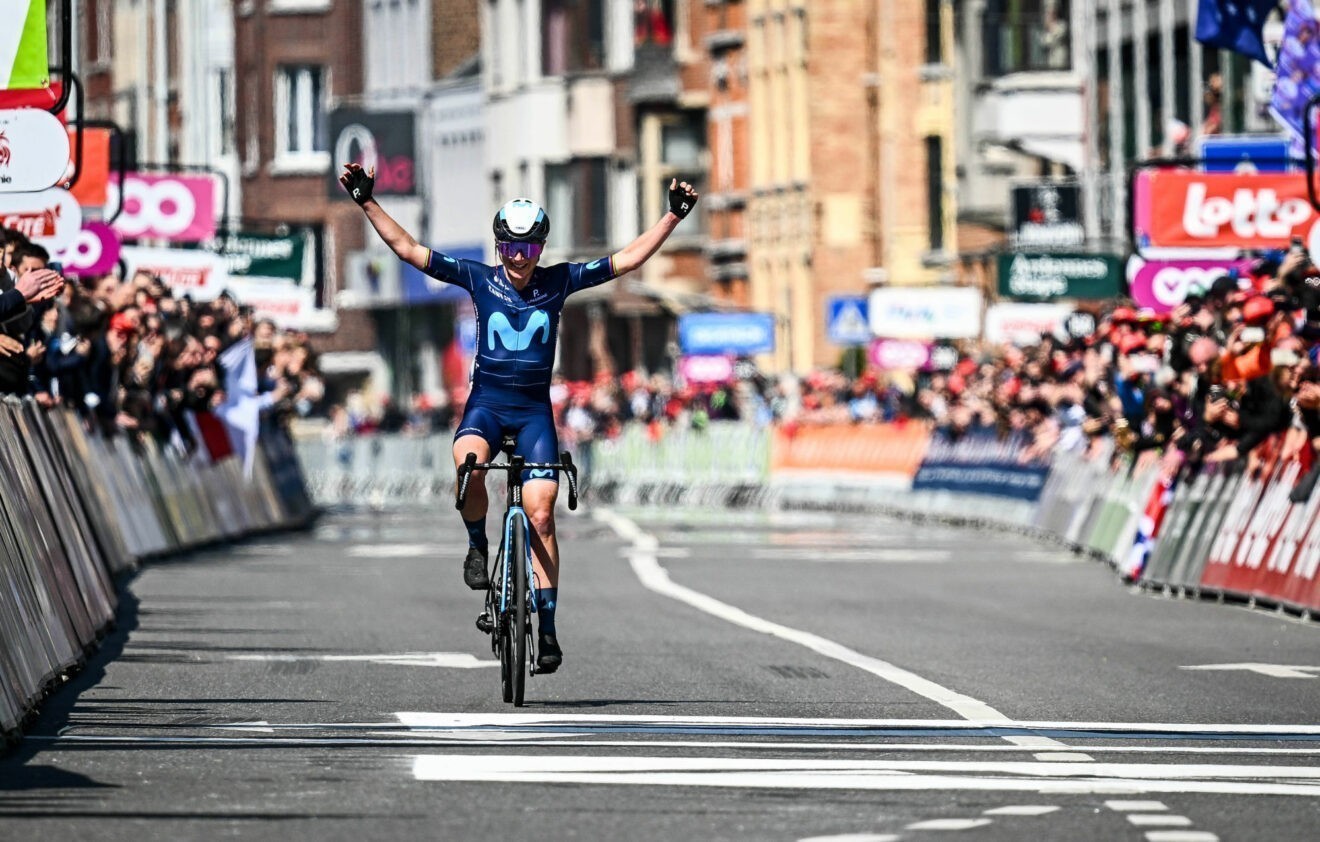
top-left (475, 611), bottom-right (494, 633)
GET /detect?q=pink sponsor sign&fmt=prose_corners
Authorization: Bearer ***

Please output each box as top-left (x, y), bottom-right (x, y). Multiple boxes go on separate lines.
top-left (679, 355), bottom-right (735, 384)
top-left (56, 222), bottom-right (121, 276)
top-left (1126, 256), bottom-right (1252, 310)
top-left (868, 339), bottom-right (932, 371)
top-left (108, 173), bottom-right (217, 242)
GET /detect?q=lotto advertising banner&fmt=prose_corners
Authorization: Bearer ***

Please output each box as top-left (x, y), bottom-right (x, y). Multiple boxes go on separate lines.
top-left (122, 246), bottom-right (230, 301)
top-left (108, 173), bottom-right (218, 242)
top-left (1125, 256), bottom-right (1254, 310)
top-left (0, 108), bottom-right (70, 192)
top-left (1140, 170), bottom-right (1320, 252)
top-left (996, 252), bottom-right (1122, 301)
top-left (911, 433), bottom-right (1051, 502)
top-left (54, 222), bottom-right (120, 276)
top-left (1199, 449), bottom-right (1320, 612)
top-left (771, 422), bottom-right (930, 478)
top-left (0, 187), bottom-right (82, 250)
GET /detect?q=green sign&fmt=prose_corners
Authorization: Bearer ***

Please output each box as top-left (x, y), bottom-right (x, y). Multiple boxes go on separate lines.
top-left (997, 252), bottom-right (1122, 301)
top-left (206, 232), bottom-right (306, 281)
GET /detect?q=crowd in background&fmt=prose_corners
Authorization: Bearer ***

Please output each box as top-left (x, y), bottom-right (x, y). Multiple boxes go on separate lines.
top-left (0, 227), bottom-right (324, 451)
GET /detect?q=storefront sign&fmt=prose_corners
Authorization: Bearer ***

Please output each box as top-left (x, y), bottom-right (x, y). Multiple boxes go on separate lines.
top-left (0, 187), bottom-right (82, 250)
top-left (1142, 170), bottom-right (1320, 251)
top-left (54, 222), bottom-right (120, 276)
top-left (1011, 181), bottom-right (1084, 248)
top-left (327, 109), bottom-right (417, 198)
top-left (205, 231), bottom-right (305, 280)
top-left (0, 108), bottom-right (71, 192)
top-left (867, 287), bottom-right (982, 339)
top-left (997, 252), bottom-right (1122, 301)
top-left (679, 312), bottom-right (776, 355)
top-left (868, 339), bottom-right (932, 371)
top-left (108, 173), bottom-right (217, 242)
top-left (984, 302), bottom-right (1072, 346)
top-left (1126, 256), bottom-right (1254, 309)
top-left (122, 245), bottom-right (230, 301)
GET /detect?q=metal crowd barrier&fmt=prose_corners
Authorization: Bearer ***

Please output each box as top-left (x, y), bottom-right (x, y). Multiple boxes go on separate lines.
top-left (2, 399), bottom-right (315, 745)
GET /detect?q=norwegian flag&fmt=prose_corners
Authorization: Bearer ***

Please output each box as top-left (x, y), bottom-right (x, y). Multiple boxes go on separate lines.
top-left (1122, 452), bottom-right (1183, 581)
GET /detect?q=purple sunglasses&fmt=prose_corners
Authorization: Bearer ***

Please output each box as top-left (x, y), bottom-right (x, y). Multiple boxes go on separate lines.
top-left (496, 240), bottom-right (545, 261)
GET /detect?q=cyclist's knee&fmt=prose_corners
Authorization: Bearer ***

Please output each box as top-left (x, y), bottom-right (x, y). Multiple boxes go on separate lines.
top-left (526, 504), bottom-right (556, 539)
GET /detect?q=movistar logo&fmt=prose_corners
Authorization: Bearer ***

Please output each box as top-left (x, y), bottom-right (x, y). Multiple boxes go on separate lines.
top-left (528, 469), bottom-right (554, 479)
top-left (587, 260), bottom-right (602, 270)
top-left (487, 310), bottom-right (550, 351)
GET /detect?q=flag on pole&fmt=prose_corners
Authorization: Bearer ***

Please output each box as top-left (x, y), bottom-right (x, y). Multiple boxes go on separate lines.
top-left (1270, 0), bottom-right (1320, 153)
top-left (1196, 0), bottom-right (1281, 66)
top-left (0, 0), bottom-right (49, 90)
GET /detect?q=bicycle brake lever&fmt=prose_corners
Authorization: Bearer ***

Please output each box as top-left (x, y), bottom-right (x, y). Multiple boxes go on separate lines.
top-left (561, 451), bottom-right (578, 511)
top-left (455, 452), bottom-right (477, 510)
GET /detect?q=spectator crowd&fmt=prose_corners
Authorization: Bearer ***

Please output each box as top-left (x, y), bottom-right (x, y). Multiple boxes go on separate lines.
top-left (0, 227), bottom-right (324, 453)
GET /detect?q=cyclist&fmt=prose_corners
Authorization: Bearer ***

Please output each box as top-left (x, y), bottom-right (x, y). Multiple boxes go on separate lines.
top-left (339, 162), bottom-right (698, 673)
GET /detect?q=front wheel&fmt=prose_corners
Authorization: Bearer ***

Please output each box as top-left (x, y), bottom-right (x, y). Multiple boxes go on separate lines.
top-left (510, 516), bottom-right (528, 706)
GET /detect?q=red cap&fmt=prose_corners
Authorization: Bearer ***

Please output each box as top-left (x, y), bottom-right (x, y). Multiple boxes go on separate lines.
top-left (1242, 295), bottom-right (1275, 326)
top-left (1119, 333), bottom-right (1147, 354)
top-left (1111, 306), bottom-right (1137, 324)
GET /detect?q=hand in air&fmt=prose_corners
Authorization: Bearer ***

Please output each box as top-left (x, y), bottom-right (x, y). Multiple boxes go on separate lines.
top-left (668, 179), bottom-right (699, 220)
top-left (339, 163), bottom-right (376, 207)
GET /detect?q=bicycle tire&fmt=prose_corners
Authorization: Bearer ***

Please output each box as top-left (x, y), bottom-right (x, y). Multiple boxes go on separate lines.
top-left (510, 515), bottom-right (528, 706)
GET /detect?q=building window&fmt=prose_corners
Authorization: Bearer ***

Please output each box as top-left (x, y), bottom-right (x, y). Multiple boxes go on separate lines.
top-left (982, 0), bottom-right (1071, 77)
top-left (634, 0), bottom-right (674, 46)
top-left (217, 68), bottom-right (236, 156)
top-left (925, 135), bottom-right (944, 252)
top-left (925, 0), bottom-right (941, 64)
top-left (659, 112), bottom-right (705, 233)
top-left (273, 64), bottom-right (328, 171)
top-left (542, 0), bottom-right (604, 76)
top-left (545, 159), bottom-right (608, 251)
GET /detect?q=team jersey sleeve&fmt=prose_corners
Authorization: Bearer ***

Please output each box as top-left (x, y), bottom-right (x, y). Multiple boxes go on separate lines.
top-left (564, 256), bottom-right (619, 297)
top-left (422, 249), bottom-right (477, 292)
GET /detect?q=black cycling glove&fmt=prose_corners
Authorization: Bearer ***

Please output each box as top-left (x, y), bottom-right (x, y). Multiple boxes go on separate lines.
top-left (668, 182), bottom-right (696, 219)
top-left (344, 167), bottom-right (375, 206)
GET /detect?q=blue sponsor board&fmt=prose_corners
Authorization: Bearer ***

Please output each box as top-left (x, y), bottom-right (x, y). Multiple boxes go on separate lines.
top-left (678, 312), bottom-right (776, 356)
top-left (1198, 135), bottom-right (1291, 173)
top-left (910, 433), bottom-right (1050, 502)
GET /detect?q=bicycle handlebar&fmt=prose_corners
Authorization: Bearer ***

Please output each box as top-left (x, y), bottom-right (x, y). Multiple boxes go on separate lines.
top-left (454, 451), bottom-right (580, 511)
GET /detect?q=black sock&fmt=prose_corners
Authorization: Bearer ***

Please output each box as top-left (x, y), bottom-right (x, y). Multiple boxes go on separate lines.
top-left (463, 516), bottom-right (488, 553)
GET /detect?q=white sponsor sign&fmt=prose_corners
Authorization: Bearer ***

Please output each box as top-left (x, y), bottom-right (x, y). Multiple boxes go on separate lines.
top-left (226, 277), bottom-right (321, 331)
top-left (984, 302), bottom-right (1072, 346)
top-left (0, 108), bottom-right (72, 192)
top-left (0, 187), bottom-right (82, 250)
top-left (122, 245), bottom-right (231, 301)
top-left (867, 287), bottom-right (982, 339)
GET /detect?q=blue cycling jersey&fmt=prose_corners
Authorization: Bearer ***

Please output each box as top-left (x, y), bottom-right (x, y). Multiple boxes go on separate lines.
top-left (422, 249), bottom-right (617, 399)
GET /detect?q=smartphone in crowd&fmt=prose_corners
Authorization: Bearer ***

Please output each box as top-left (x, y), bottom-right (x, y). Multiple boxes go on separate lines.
top-left (1241, 326), bottom-right (1267, 344)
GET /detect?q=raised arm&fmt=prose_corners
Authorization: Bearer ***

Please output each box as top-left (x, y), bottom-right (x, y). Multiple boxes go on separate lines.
top-left (339, 163), bottom-right (429, 270)
top-left (611, 179), bottom-right (699, 277)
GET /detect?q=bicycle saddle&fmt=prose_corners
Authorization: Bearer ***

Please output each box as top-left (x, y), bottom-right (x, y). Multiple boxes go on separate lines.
top-left (500, 434), bottom-right (518, 456)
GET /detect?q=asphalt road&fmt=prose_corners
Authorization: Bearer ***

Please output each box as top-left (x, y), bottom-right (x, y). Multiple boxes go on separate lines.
top-left (3, 502), bottom-right (1319, 841)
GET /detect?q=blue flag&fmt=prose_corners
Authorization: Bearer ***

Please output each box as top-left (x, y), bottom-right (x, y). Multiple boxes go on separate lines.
top-left (1270, 0), bottom-right (1320, 152)
top-left (1196, 0), bottom-right (1280, 65)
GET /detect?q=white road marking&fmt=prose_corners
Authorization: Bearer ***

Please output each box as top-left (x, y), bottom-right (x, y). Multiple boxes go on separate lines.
top-left (983, 805), bottom-right (1060, 816)
top-left (346, 543), bottom-right (444, 558)
top-left (1036, 752), bottom-right (1094, 762)
top-left (749, 549), bottom-right (953, 563)
top-left (1106, 800), bottom-right (1169, 811)
top-left (1143, 832), bottom-right (1219, 842)
top-left (595, 509), bottom-right (1064, 749)
top-left (1180, 664), bottom-right (1320, 679)
top-left (797, 835), bottom-right (900, 842)
top-left (906, 818), bottom-right (994, 830)
top-left (410, 753), bottom-right (1320, 796)
top-left (1128, 814), bottom-right (1193, 827)
top-left (228, 652), bottom-right (496, 668)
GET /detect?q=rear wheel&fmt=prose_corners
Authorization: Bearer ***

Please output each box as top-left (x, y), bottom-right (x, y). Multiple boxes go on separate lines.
top-left (510, 516), bottom-right (528, 706)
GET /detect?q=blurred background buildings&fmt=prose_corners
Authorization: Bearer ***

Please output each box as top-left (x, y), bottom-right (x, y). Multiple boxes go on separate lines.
top-left (69, 0), bottom-right (1268, 407)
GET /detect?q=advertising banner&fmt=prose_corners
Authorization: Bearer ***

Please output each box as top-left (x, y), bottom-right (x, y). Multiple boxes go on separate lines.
top-left (0, 108), bottom-right (70, 192)
top-left (108, 173), bottom-right (217, 242)
top-left (868, 338), bottom-right (932, 371)
top-left (770, 422), bottom-right (930, 477)
top-left (1011, 182), bottom-right (1084, 248)
top-left (0, 0), bottom-right (48, 90)
top-left (1125, 256), bottom-right (1253, 309)
top-left (327, 109), bottom-right (417, 198)
top-left (996, 252), bottom-right (1122, 301)
top-left (1141, 170), bottom-right (1320, 251)
top-left (983, 302), bottom-right (1072, 346)
top-left (205, 231), bottom-right (305, 280)
top-left (54, 222), bottom-right (120, 276)
top-left (867, 286), bottom-right (982, 339)
top-left (122, 245), bottom-right (230, 301)
top-left (679, 355), bottom-right (735, 384)
top-left (226, 277), bottom-right (320, 331)
top-left (678, 312), bottom-right (776, 355)
top-left (0, 187), bottom-right (81, 250)
top-left (912, 433), bottom-right (1051, 502)
top-left (67, 127), bottom-right (112, 207)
